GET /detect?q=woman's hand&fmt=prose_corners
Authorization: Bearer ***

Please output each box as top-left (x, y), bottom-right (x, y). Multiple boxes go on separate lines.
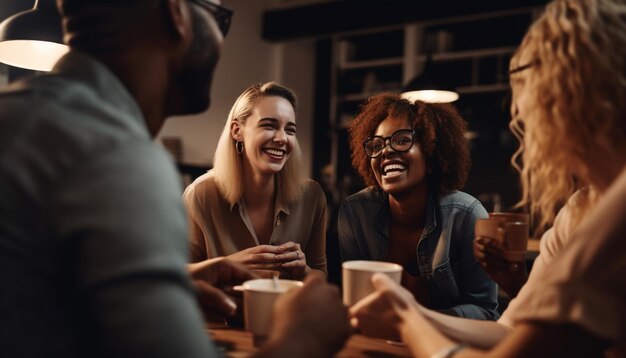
top-left (226, 245), bottom-right (284, 271)
top-left (349, 273), bottom-right (420, 341)
top-left (225, 243), bottom-right (310, 280)
top-left (273, 241), bottom-right (310, 280)
top-left (474, 236), bottom-right (528, 298)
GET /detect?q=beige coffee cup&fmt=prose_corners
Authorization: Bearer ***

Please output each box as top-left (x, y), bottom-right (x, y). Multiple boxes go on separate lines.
top-left (251, 269), bottom-right (281, 279)
top-left (475, 212), bottom-right (529, 262)
top-left (489, 212), bottom-right (530, 226)
top-left (342, 260), bottom-right (402, 306)
top-left (239, 279), bottom-right (303, 346)
top-left (498, 221), bottom-right (528, 261)
top-left (474, 219), bottom-right (499, 241)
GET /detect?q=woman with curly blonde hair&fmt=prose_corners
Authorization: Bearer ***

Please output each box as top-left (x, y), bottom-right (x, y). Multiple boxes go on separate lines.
top-left (183, 82), bottom-right (327, 280)
top-left (338, 94), bottom-right (499, 320)
top-left (348, 0), bottom-right (626, 356)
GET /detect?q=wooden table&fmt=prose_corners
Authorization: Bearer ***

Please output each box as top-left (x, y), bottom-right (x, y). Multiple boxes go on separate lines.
top-left (208, 325), bottom-right (412, 357)
top-left (526, 238), bottom-right (540, 259)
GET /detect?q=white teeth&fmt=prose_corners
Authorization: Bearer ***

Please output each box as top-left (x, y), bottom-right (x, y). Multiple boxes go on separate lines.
top-left (264, 148), bottom-right (285, 157)
top-left (383, 163), bottom-right (406, 175)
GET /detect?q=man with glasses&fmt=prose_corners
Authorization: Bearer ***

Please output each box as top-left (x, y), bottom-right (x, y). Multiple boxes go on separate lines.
top-left (0, 1), bottom-right (349, 357)
top-left (189, 0), bottom-right (233, 37)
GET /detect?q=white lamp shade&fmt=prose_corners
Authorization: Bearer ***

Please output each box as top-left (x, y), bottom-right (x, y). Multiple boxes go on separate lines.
top-left (0, 1), bottom-right (68, 72)
top-left (0, 40), bottom-right (68, 71)
top-left (401, 89), bottom-right (459, 104)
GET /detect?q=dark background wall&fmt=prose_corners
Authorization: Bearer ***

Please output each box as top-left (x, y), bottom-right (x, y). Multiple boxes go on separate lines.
top-left (0, 0), bottom-right (32, 20)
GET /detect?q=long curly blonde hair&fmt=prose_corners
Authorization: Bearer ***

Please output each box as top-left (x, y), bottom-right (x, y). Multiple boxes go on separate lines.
top-left (509, 0), bottom-right (626, 230)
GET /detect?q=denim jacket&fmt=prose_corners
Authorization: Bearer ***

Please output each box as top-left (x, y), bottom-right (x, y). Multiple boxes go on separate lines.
top-left (338, 187), bottom-right (499, 320)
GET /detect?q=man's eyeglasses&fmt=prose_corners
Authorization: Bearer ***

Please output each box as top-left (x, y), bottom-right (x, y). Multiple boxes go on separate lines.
top-left (188, 0), bottom-right (233, 37)
top-left (363, 129), bottom-right (416, 158)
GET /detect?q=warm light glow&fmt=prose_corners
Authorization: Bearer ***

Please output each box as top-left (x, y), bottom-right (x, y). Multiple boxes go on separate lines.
top-left (401, 90), bottom-right (459, 104)
top-left (0, 40), bottom-right (69, 71)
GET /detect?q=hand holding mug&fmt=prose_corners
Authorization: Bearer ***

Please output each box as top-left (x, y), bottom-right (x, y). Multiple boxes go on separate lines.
top-left (266, 275), bottom-right (351, 357)
top-left (474, 235), bottom-right (528, 298)
top-left (474, 213), bottom-right (530, 298)
top-left (474, 236), bottom-right (520, 273)
top-left (349, 273), bottom-right (420, 341)
top-left (474, 214), bottom-right (529, 262)
top-left (188, 257), bottom-right (257, 319)
top-left (342, 260), bottom-right (402, 306)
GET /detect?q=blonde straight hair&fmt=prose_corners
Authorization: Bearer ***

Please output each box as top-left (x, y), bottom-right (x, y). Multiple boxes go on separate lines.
top-left (212, 82), bottom-right (308, 206)
top-left (509, 0), bottom-right (626, 230)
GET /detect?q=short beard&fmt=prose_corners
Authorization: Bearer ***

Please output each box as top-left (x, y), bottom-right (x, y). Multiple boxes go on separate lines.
top-left (176, 7), bottom-right (219, 115)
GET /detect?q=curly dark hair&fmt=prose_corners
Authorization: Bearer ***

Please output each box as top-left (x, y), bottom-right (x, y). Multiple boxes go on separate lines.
top-left (349, 93), bottom-right (470, 194)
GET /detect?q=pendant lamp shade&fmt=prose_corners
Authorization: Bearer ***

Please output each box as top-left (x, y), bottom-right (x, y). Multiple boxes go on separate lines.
top-left (0, 0), bottom-right (69, 72)
top-left (401, 56), bottom-right (459, 104)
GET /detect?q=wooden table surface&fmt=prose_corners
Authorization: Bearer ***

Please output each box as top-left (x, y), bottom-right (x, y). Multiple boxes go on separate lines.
top-left (208, 326), bottom-right (412, 357)
top-left (205, 240), bottom-right (543, 356)
top-left (527, 238), bottom-right (540, 259)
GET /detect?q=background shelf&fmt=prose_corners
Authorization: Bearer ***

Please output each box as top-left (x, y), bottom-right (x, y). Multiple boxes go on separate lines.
top-left (322, 7), bottom-right (541, 211)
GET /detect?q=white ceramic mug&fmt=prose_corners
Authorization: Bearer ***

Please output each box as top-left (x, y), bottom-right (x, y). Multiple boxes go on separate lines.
top-left (342, 260), bottom-right (402, 306)
top-left (239, 279), bottom-right (303, 346)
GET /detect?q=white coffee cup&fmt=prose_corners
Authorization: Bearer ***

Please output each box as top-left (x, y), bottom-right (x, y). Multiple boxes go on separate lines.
top-left (342, 260), bottom-right (403, 306)
top-left (239, 279), bottom-right (303, 346)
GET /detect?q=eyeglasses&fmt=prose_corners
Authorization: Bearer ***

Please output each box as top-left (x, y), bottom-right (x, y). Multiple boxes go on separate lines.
top-left (363, 129), bottom-right (416, 158)
top-left (188, 0), bottom-right (233, 37)
top-left (508, 60), bottom-right (540, 75)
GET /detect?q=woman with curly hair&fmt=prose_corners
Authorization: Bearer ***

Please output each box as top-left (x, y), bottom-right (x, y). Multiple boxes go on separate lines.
top-left (338, 94), bottom-right (499, 320)
top-left (349, 0), bottom-right (626, 356)
top-left (183, 82), bottom-right (327, 280)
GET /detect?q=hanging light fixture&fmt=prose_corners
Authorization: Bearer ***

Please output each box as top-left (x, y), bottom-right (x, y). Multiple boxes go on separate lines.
top-left (0, 0), bottom-right (69, 72)
top-left (401, 54), bottom-right (459, 104)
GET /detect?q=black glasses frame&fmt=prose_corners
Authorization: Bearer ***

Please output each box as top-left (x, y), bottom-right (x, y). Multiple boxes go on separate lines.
top-left (363, 129), bottom-right (416, 158)
top-left (188, 0), bottom-right (233, 37)
top-left (508, 60), bottom-right (540, 75)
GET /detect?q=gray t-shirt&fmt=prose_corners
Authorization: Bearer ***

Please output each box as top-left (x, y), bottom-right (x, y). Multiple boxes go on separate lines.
top-left (0, 52), bottom-right (218, 357)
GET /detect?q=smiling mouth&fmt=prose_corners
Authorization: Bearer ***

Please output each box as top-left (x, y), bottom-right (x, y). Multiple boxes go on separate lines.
top-left (382, 163), bottom-right (407, 177)
top-left (263, 148), bottom-right (287, 159)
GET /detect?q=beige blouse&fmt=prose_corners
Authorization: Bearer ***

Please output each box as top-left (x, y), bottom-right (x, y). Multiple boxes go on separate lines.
top-left (504, 169), bottom-right (626, 348)
top-left (182, 171), bottom-right (328, 274)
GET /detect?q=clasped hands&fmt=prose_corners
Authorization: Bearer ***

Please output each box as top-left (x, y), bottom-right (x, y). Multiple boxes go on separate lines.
top-left (227, 241), bottom-right (309, 279)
